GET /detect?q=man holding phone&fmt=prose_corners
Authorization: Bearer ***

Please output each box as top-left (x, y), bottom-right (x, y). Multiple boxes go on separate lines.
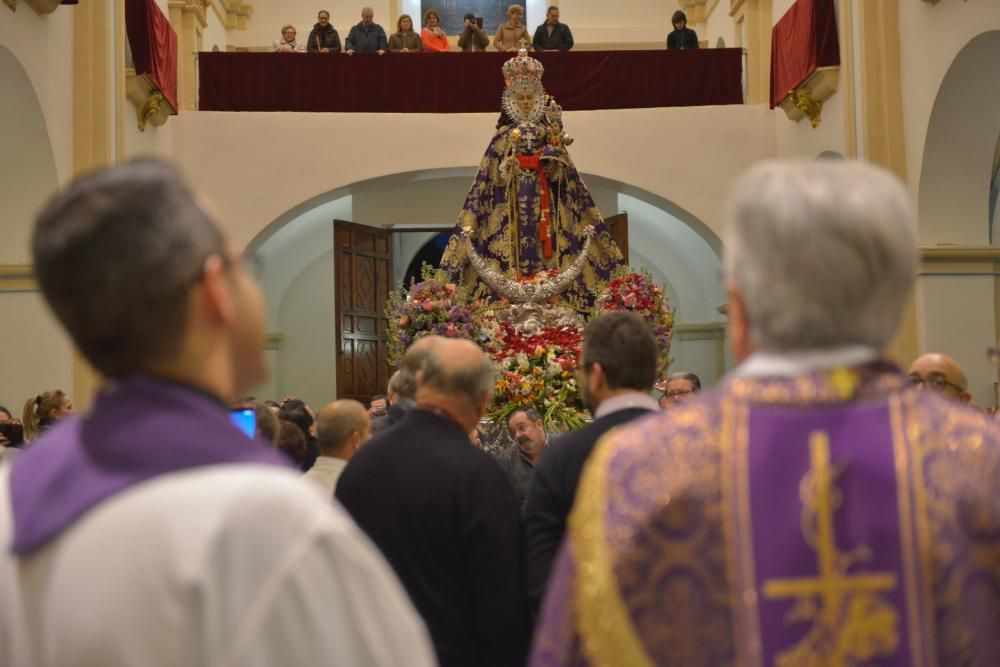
top-left (458, 12), bottom-right (489, 51)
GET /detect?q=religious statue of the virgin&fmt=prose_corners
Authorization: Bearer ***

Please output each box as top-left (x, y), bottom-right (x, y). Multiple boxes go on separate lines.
top-left (440, 49), bottom-right (623, 309)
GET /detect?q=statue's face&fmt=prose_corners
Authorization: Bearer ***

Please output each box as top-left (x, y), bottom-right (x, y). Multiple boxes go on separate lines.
top-left (515, 91), bottom-right (536, 114)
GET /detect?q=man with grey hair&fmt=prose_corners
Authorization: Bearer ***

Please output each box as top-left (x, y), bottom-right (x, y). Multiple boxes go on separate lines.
top-left (337, 337), bottom-right (528, 667)
top-left (345, 6), bottom-right (387, 54)
top-left (529, 160), bottom-right (1000, 665)
top-left (371, 336), bottom-right (433, 432)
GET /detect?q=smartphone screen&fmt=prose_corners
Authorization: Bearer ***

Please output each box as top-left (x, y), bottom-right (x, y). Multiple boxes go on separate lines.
top-left (229, 408), bottom-right (256, 439)
top-left (0, 422), bottom-right (24, 447)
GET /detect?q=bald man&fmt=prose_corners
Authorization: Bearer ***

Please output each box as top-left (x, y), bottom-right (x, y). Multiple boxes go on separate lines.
top-left (304, 399), bottom-right (371, 496)
top-left (337, 337), bottom-right (528, 667)
top-left (907, 352), bottom-right (972, 403)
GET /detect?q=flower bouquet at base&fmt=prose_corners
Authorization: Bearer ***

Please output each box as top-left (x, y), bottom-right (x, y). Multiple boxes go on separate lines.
top-left (385, 265), bottom-right (481, 366)
top-left (594, 266), bottom-right (674, 375)
top-left (482, 319), bottom-right (588, 433)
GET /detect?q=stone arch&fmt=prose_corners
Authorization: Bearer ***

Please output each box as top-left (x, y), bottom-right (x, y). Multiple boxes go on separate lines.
top-left (918, 31), bottom-right (1000, 245)
top-left (0, 46), bottom-right (60, 263)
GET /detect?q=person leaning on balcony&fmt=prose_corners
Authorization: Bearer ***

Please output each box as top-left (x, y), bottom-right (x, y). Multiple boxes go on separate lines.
top-left (307, 10), bottom-right (341, 53)
top-left (346, 6), bottom-right (388, 55)
top-left (666, 9), bottom-right (699, 49)
top-left (421, 10), bottom-right (451, 53)
top-left (458, 12), bottom-right (489, 52)
top-left (388, 14), bottom-right (423, 52)
top-left (494, 4), bottom-right (530, 52)
top-left (272, 24), bottom-right (306, 53)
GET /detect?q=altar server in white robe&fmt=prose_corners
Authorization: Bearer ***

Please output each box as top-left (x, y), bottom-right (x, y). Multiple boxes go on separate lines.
top-left (0, 158), bottom-right (436, 667)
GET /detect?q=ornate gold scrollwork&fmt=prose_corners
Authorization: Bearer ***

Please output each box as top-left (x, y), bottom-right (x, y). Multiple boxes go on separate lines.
top-left (137, 91), bottom-right (164, 132)
top-left (792, 87), bottom-right (823, 128)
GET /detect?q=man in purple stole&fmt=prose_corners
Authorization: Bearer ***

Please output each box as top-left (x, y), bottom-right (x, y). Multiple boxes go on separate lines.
top-left (530, 160), bottom-right (1000, 666)
top-left (0, 160), bottom-right (435, 667)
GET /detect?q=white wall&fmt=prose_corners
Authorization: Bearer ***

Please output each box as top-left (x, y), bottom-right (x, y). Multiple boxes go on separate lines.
top-left (173, 105), bottom-right (775, 252)
top-left (230, 0), bottom-right (393, 49)
top-left (0, 291), bottom-right (74, 420)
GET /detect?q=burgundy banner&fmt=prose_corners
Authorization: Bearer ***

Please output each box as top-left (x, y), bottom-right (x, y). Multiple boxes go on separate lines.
top-left (198, 49), bottom-right (744, 113)
top-left (769, 0), bottom-right (839, 108)
top-left (125, 0), bottom-right (178, 111)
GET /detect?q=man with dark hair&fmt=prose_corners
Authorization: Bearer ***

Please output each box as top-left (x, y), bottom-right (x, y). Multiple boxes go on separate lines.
top-left (0, 159), bottom-right (434, 666)
top-left (532, 6), bottom-right (573, 51)
top-left (337, 336), bottom-right (528, 667)
top-left (305, 399), bottom-right (371, 496)
top-left (371, 338), bottom-right (429, 432)
top-left (522, 311), bottom-right (659, 616)
top-left (501, 406), bottom-right (548, 510)
top-left (458, 12), bottom-right (489, 51)
top-left (666, 9), bottom-right (698, 49)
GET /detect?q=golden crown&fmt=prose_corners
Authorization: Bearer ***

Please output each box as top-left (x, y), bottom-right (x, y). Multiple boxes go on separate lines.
top-left (502, 48), bottom-right (544, 85)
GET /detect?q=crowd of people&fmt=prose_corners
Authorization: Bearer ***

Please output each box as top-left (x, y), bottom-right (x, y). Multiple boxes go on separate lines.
top-left (2, 156), bottom-right (998, 666)
top-left (271, 6), bottom-right (703, 55)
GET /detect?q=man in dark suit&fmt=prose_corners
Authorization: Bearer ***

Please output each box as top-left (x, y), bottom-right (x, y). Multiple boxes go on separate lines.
top-left (336, 336), bottom-right (528, 667)
top-left (523, 311), bottom-right (659, 616)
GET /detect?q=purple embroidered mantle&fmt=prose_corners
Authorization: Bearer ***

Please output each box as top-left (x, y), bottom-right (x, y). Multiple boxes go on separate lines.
top-left (9, 375), bottom-right (289, 555)
top-left (529, 366), bottom-right (1000, 666)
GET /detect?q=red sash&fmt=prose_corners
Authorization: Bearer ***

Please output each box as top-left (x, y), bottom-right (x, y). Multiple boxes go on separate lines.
top-left (516, 152), bottom-right (553, 258)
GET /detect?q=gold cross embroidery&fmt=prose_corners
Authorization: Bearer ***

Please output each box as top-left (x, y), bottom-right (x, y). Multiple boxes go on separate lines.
top-left (762, 431), bottom-right (900, 667)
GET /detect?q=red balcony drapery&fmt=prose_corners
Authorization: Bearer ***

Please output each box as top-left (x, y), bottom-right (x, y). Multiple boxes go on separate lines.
top-left (198, 49), bottom-right (744, 113)
top-left (125, 0), bottom-right (179, 112)
top-left (769, 0), bottom-right (839, 108)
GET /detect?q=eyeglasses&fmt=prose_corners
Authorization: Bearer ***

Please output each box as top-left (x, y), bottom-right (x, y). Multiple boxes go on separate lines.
top-left (906, 374), bottom-right (965, 394)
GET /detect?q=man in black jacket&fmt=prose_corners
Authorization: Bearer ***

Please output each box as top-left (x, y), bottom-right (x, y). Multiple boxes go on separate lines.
top-left (307, 10), bottom-right (341, 53)
top-left (523, 311), bottom-right (659, 616)
top-left (666, 9), bottom-right (699, 49)
top-left (336, 336), bottom-right (528, 667)
top-left (532, 6), bottom-right (573, 51)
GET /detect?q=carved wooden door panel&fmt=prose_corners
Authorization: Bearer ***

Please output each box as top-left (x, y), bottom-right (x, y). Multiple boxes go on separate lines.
top-left (333, 220), bottom-right (393, 405)
top-left (606, 212), bottom-right (629, 264)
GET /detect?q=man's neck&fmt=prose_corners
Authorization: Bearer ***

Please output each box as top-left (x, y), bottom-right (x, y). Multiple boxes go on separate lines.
top-left (137, 361), bottom-right (233, 405)
top-left (593, 389), bottom-right (659, 420)
top-left (416, 393), bottom-right (476, 432)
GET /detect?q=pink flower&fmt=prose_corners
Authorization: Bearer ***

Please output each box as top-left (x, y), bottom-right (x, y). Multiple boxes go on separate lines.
top-left (623, 293), bottom-right (637, 308)
top-left (422, 301), bottom-right (434, 312)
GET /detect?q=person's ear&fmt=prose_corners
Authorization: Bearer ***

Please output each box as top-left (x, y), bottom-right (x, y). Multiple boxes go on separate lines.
top-left (198, 254), bottom-right (236, 325)
top-left (960, 391), bottom-right (972, 404)
top-left (727, 281), bottom-right (753, 363)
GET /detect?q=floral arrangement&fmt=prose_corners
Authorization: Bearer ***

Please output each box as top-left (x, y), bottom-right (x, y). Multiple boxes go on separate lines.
top-left (385, 263), bottom-right (673, 434)
top-left (485, 320), bottom-right (587, 431)
top-left (595, 267), bottom-right (674, 374)
top-left (385, 265), bottom-right (479, 366)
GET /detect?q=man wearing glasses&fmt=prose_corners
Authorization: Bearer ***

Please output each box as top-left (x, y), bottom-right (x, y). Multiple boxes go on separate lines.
top-left (907, 352), bottom-right (972, 403)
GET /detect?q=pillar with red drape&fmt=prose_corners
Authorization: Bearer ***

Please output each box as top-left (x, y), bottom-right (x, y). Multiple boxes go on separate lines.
top-left (770, 0), bottom-right (839, 109)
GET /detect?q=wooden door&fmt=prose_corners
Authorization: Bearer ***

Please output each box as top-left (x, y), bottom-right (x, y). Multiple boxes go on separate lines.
top-left (333, 220), bottom-right (393, 404)
top-left (606, 212), bottom-right (629, 264)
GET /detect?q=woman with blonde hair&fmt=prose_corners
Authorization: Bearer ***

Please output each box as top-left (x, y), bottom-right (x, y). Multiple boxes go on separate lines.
top-left (494, 4), bottom-right (529, 52)
top-left (421, 10), bottom-right (450, 52)
top-left (388, 14), bottom-right (423, 52)
top-left (272, 24), bottom-right (305, 52)
top-left (22, 389), bottom-right (72, 442)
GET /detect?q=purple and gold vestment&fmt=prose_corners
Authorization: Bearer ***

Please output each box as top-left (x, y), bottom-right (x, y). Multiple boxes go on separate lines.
top-left (530, 364), bottom-right (1000, 666)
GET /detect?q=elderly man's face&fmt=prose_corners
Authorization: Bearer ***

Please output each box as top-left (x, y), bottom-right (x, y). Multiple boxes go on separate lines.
top-left (508, 411), bottom-right (545, 454)
top-left (362, 9), bottom-right (374, 25)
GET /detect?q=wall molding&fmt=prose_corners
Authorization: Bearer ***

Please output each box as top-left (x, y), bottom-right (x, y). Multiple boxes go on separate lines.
top-left (0, 265), bottom-right (37, 292)
top-left (921, 245), bottom-right (1000, 262)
